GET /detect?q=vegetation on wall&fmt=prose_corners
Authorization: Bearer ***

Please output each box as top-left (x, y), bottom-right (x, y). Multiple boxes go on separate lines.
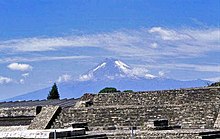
top-left (98, 87), bottom-right (135, 93)
top-left (123, 90), bottom-right (134, 93)
top-left (99, 87), bottom-right (121, 93)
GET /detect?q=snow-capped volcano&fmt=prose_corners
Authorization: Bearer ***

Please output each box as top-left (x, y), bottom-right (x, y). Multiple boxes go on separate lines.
top-left (3, 58), bottom-right (210, 101)
top-left (79, 58), bottom-right (155, 81)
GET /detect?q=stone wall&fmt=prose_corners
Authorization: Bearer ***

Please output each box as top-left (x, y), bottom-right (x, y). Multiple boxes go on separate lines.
top-left (0, 107), bottom-right (36, 117)
top-left (93, 87), bottom-right (220, 106)
top-left (0, 116), bottom-right (34, 126)
top-left (53, 102), bottom-right (219, 130)
top-left (105, 131), bottom-right (202, 139)
top-left (101, 129), bottom-right (220, 139)
top-left (0, 98), bottom-right (77, 108)
top-left (0, 107), bottom-right (36, 126)
top-left (107, 133), bottom-right (201, 139)
top-left (52, 87), bottom-right (220, 130)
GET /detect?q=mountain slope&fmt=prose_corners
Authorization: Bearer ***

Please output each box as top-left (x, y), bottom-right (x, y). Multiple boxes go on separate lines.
top-left (3, 58), bottom-right (210, 101)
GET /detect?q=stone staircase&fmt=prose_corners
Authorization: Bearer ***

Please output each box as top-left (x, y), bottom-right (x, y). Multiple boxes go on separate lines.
top-left (0, 116), bottom-right (34, 126)
top-left (214, 112), bottom-right (220, 128)
top-left (28, 106), bottom-right (61, 130)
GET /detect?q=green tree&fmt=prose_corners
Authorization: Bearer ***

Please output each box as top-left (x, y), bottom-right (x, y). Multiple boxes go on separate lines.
top-left (47, 83), bottom-right (60, 99)
top-left (123, 90), bottom-right (134, 93)
top-left (99, 87), bottom-right (120, 93)
top-left (209, 81), bottom-right (220, 87)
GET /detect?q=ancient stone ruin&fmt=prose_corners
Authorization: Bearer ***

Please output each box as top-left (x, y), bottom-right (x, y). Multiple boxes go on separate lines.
top-left (1, 86), bottom-right (220, 138)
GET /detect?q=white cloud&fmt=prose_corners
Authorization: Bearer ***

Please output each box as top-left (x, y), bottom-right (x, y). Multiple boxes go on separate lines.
top-left (0, 27), bottom-right (218, 59)
top-left (0, 27), bottom-right (219, 77)
top-left (0, 31), bottom-right (141, 52)
top-left (158, 71), bottom-right (165, 77)
top-left (22, 73), bottom-right (29, 78)
top-left (147, 63), bottom-right (220, 73)
top-left (19, 73), bottom-right (30, 84)
top-left (124, 66), bottom-right (156, 79)
top-left (205, 77), bottom-right (220, 82)
top-left (172, 64), bottom-right (220, 73)
top-left (0, 76), bottom-right (13, 84)
top-left (185, 29), bottom-right (220, 42)
top-left (19, 79), bottom-right (24, 84)
top-left (7, 63), bottom-right (32, 71)
top-left (0, 56), bottom-right (91, 63)
top-left (144, 73), bottom-right (156, 79)
top-left (0, 75), bottom-right (27, 85)
top-left (57, 74), bottom-right (72, 83)
top-left (150, 42), bottom-right (158, 48)
top-left (148, 27), bottom-right (191, 40)
top-left (79, 73), bottom-right (93, 81)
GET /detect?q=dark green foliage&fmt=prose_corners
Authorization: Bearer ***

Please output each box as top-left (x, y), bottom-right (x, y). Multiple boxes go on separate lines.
top-left (99, 87), bottom-right (120, 93)
top-left (47, 83), bottom-right (60, 99)
top-left (209, 82), bottom-right (220, 87)
top-left (123, 90), bottom-right (134, 93)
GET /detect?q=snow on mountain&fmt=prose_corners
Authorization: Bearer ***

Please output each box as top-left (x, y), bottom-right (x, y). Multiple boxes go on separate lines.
top-left (2, 58), bottom-right (210, 101)
top-left (79, 58), bottom-right (155, 81)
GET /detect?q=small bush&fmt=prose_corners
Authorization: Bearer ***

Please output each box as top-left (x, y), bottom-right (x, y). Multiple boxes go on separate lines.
top-left (123, 90), bottom-right (134, 93)
top-left (209, 82), bottom-right (220, 87)
top-left (99, 87), bottom-right (120, 93)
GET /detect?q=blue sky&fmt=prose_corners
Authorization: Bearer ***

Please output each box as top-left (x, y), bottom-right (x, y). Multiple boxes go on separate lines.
top-left (0, 0), bottom-right (219, 100)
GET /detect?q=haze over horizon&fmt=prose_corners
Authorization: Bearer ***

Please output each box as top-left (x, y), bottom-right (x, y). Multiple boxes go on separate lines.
top-left (0, 0), bottom-right (219, 100)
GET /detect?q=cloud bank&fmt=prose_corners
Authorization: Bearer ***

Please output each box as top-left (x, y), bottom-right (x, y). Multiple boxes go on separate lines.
top-left (0, 27), bottom-right (219, 59)
top-left (1, 27), bottom-right (219, 79)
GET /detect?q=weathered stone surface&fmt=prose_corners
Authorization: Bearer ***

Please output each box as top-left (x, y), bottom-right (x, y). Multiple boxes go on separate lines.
top-left (28, 106), bottom-right (61, 130)
top-left (214, 112), bottom-right (220, 128)
top-left (2, 87), bottom-right (220, 138)
top-left (0, 116), bottom-right (34, 126)
top-left (0, 125), bottom-right (28, 132)
top-left (88, 129), bottom-right (220, 139)
top-left (0, 107), bottom-right (36, 126)
top-left (93, 87), bottom-right (220, 106)
top-left (53, 103), bottom-right (219, 130)
top-left (0, 106), bottom-right (36, 117)
top-left (0, 98), bottom-right (77, 108)
top-left (0, 128), bottom-right (85, 139)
